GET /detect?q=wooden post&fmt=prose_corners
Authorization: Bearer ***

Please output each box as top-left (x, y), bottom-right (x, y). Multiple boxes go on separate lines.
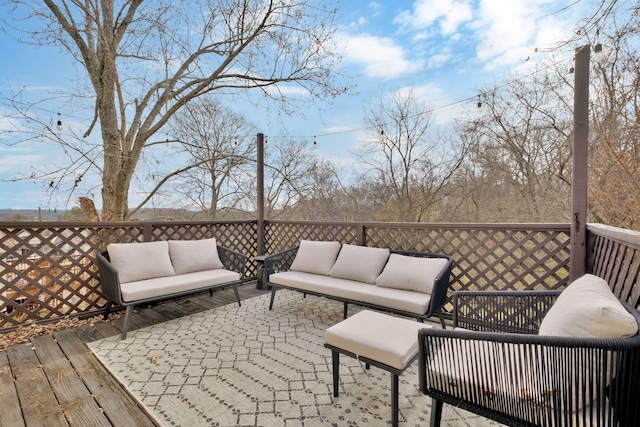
top-left (257, 133), bottom-right (265, 256)
top-left (570, 45), bottom-right (590, 281)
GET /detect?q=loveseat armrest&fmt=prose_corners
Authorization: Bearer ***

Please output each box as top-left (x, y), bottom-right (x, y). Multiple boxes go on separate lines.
top-left (453, 290), bottom-right (561, 334)
top-left (264, 246), bottom-right (299, 274)
top-left (217, 245), bottom-right (247, 277)
top-left (96, 250), bottom-right (126, 306)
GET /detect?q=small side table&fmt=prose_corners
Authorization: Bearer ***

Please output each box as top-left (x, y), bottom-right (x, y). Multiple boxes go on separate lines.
top-left (324, 310), bottom-right (430, 426)
top-left (253, 255), bottom-right (271, 290)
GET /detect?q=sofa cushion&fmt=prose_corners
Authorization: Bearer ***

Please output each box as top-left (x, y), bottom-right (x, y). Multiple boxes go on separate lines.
top-left (107, 241), bottom-right (175, 284)
top-left (329, 244), bottom-right (390, 284)
top-left (375, 254), bottom-right (449, 294)
top-left (539, 273), bottom-right (638, 338)
top-left (270, 271), bottom-right (432, 315)
top-left (120, 269), bottom-right (240, 302)
top-left (168, 238), bottom-right (223, 275)
top-left (289, 240), bottom-right (341, 275)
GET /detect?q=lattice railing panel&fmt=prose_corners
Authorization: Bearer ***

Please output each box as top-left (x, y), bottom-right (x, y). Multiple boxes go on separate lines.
top-left (588, 224), bottom-right (640, 309)
top-left (365, 224), bottom-right (571, 298)
top-left (264, 221), bottom-right (359, 255)
top-left (0, 220), bottom-right (602, 333)
top-left (0, 223), bottom-right (144, 329)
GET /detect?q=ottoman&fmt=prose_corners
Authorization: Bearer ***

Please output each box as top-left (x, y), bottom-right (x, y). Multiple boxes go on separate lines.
top-left (324, 310), bottom-right (431, 426)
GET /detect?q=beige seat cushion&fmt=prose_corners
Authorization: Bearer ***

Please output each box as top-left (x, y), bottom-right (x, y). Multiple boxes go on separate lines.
top-left (325, 310), bottom-right (428, 370)
top-left (120, 269), bottom-right (240, 302)
top-left (289, 240), bottom-right (341, 275)
top-left (270, 271), bottom-right (432, 314)
top-left (168, 238), bottom-right (223, 275)
top-left (329, 244), bottom-right (390, 284)
top-left (107, 241), bottom-right (175, 284)
top-left (539, 273), bottom-right (638, 338)
top-left (375, 254), bottom-right (449, 294)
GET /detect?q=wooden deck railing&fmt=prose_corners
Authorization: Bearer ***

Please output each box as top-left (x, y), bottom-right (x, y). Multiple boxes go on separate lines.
top-left (0, 220), bottom-right (638, 333)
top-left (587, 223), bottom-right (640, 307)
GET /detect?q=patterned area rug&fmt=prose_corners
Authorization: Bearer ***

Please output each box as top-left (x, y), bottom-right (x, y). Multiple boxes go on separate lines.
top-left (88, 290), bottom-right (498, 426)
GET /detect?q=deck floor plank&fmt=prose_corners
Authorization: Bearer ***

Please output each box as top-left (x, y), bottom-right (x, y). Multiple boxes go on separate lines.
top-left (7, 342), bottom-right (69, 427)
top-left (0, 349), bottom-right (25, 427)
top-left (54, 328), bottom-right (157, 427)
top-left (33, 334), bottom-right (112, 427)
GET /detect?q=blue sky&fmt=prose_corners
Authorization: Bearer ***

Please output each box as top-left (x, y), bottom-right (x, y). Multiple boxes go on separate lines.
top-left (0, 0), bottom-right (607, 210)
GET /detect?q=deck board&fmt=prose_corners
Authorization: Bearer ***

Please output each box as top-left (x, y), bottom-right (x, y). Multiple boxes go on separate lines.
top-left (0, 349), bottom-right (25, 427)
top-left (1, 282), bottom-right (267, 427)
top-left (7, 342), bottom-right (69, 427)
top-left (33, 334), bottom-right (112, 427)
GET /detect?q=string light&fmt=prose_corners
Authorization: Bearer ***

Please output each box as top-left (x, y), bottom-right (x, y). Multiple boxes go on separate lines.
top-left (56, 113), bottom-right (63, 131)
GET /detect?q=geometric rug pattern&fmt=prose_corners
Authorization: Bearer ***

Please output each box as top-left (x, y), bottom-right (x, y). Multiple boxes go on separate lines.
top-left (88, 290), bottom-right (498, 426)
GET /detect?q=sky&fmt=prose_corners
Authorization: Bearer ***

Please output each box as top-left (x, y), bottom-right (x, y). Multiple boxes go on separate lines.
top-left (0, 0), bottom-right (611, 211)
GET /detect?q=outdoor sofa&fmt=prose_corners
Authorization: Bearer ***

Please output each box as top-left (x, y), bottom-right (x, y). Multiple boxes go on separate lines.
top-left (418, 273), bottom-right (640, 427)
top-left (96, 238), bottom-right (246, 339)
top-left (264, 240), bottom-right (453, 326)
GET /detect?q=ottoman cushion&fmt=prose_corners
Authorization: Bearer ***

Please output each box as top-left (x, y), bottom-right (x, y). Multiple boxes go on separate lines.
top-left (325, 310), bottom-right (428, 370)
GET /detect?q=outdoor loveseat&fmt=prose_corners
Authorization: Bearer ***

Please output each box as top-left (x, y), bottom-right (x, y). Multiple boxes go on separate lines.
top-left (96, 238), bottom-right (246, 339)
top-left (418, 274), bottom-right (640, 427)
top-left (264, 240), bottom-right (453, 326)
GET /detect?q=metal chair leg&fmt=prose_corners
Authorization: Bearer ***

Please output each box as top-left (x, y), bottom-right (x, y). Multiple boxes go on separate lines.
top-left (430, 398), bottom-right (443, 427)
top-left (121, 305), bottom-right (134, 340)
top-left (332, 351), bottom-right (340, 397)
top-left (391, 373), bottom-right (399, 427)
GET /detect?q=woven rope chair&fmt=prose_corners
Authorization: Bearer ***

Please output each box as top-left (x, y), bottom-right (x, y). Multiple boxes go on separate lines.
top-left (418, 290), bottom-right (640, 427)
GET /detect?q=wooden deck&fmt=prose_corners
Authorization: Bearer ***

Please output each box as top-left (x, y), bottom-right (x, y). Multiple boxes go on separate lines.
top-left (0, 282), bottom-right (269, 427)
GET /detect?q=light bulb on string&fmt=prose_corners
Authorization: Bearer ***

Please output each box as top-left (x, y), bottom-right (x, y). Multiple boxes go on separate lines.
top-left (56, 113), bottom-right (63, 131)
top-left (313, 135), bottom-right (317, 149)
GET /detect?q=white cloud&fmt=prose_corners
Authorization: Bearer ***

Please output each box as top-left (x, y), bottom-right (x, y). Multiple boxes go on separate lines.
top-left (472, 0), bottom-right (581, 70)
top-left (340, 32), bottom-right (424, 79)
top-left (0, 151), bottom-right (45, 174)
top-left (392, 84), bottom-right (463, 124)
top-left (395, 0), bottom-right (473, 35)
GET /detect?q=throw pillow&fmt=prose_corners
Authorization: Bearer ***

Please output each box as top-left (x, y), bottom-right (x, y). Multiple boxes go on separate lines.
top-left (375, 254), bottom-right (449, 294)
top-left (289, 240), bottom-right (341, 275)
top-left (168, 238), bottom-right (224, 275)
top-left (539, 273), bottom-right (638, 338)
top-left (107, 240), bottom-right (175, 284)
top-left (329, 244), bottom-right (390, 284)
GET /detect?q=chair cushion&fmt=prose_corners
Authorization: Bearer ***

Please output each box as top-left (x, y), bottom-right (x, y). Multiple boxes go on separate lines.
top-left (375, 254), bottom-right (449, 294)
top-left (329, 244), bottom-right (390, 284)
top-left (168, 238), bottom-right (223, 275)
top-left (289, 240), bottom-right (341, 275)
top-left (107, 241), bottom-right (175, 284)
top-left (539, 273), bottom-right (638, 338)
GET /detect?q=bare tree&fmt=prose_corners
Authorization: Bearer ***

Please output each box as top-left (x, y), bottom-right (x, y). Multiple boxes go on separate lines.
top-left (143, 98), bottom-right (257, 220)
top-left (358, 89), bottom-right (467, 222)
top-left (1, 0), bottom-right (347, 220)
top-left (456, 65), bottom-right (574, 223)
top-left (588, 8), bottom-right (640, 230)
top-left (258, 139), bottom-right (317, 219)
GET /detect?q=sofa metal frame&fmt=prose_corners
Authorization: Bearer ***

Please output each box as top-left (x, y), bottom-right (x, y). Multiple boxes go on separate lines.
top-left (418, 290), bottom-right (640, 427)
top-left (264, 246), bottom-right (453, 327)
top-left (96, 245), bottom-right (246, 339)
